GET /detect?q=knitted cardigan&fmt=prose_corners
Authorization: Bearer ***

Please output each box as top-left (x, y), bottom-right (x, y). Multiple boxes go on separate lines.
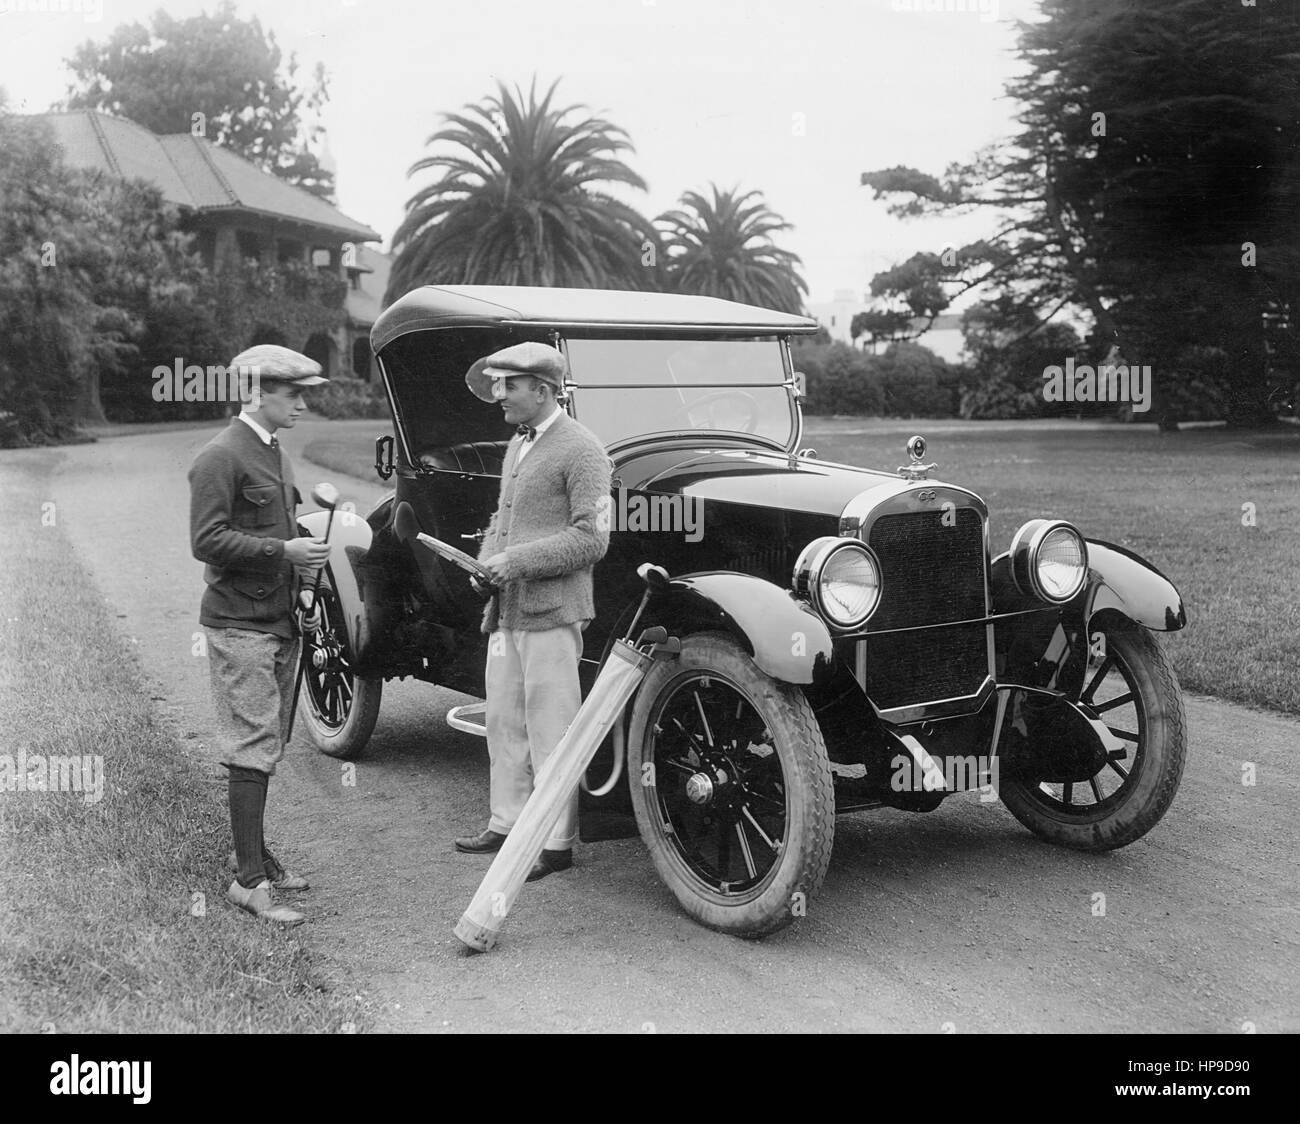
top-left (189, 419), bottom-right (300, 638)
top-left (477, 411), bottom-right (612, 633)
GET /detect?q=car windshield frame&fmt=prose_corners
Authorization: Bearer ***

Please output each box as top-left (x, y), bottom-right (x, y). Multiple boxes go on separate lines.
top-left (560, 333), bottom-right (800, 455)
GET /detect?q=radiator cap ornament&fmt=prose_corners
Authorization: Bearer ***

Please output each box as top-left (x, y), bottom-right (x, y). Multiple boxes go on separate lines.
top-left (898, 434), bottom-right (938, 481)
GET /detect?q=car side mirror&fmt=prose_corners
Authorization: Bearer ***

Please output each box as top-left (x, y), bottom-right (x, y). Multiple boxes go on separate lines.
top-left (375, 434), bottom-right (394, 480)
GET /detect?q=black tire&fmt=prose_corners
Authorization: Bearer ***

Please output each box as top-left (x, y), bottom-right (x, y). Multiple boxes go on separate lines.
top-left (297, 568), bottom-right (381, 760)
top-left (626, 632), bottom-right (835, 937)
top-left (1000, 616), bottom-right (1186, 851)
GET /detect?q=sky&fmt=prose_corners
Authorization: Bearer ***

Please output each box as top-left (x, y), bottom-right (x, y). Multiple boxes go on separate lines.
top-left (0, 0), bottom-right (1043, 304)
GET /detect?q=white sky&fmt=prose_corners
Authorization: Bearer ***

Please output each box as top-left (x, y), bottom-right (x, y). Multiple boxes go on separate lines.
top-left (0, 0), bottom-right (1041, 304)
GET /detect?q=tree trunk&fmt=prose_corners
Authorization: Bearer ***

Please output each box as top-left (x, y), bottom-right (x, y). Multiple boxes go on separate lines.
top-left (75, 365), bottom-right (108, 428)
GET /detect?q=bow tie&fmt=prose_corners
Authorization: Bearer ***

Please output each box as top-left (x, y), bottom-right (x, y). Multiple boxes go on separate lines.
top-left (516, 424), bottom-right (535, 442)
top-left (269, 435), bottom-right (279, 451)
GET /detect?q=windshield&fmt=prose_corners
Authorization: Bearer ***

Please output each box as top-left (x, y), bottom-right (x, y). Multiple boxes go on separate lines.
top-left (564, 337), bottom-right (796, 449)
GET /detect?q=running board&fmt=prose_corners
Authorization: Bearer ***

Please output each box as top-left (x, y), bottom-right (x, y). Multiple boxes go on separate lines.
top-left (447, 702), bottom-right (487, 737)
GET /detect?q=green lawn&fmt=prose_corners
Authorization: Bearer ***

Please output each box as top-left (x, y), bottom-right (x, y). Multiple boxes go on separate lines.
top-left (304, 417), bottom-right (1300, 715)
top-left (0, 455), bottom-right (369, 1034)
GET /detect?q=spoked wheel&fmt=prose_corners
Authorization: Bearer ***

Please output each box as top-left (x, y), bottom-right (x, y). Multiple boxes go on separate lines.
top-left (297, 569), bottom-right (381, 760)
top-left (627, 632), bottom-right (834, 937)
top-left (1000, 615), bottom-right (1186, 851)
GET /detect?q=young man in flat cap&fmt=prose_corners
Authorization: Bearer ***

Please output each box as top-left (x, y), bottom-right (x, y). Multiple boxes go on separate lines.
top-left (455, 341), bottom-right (613, 881)
top-left (189, 345), bottom-right (330, 924)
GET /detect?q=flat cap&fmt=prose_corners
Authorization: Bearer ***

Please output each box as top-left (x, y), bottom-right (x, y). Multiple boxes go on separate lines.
top-left (465, 342), bottom-right (567, 403)
top-left (229, 344), bottom-right (329, 386)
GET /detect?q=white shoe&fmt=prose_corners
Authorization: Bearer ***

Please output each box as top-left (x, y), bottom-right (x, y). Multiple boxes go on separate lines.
top-left (226, 879), bottom-right (305, 926)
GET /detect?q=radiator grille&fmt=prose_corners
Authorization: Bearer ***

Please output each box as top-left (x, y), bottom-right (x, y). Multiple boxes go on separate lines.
top-left (864, 508), bottom-right (988, 710)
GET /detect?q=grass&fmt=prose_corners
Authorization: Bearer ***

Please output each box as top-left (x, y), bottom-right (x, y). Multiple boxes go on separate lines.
top-left (303, 416), bottom-right (1300, 716)
top-left (0, 456), bottom-right (370, 1033)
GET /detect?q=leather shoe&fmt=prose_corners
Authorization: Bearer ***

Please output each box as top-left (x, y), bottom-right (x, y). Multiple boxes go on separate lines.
top-left (455, 828), bottom-right (507, 854)
top-left (226, 879), bottom-right (305, 926)
top-left (525, 848), bottom-right (573, 882)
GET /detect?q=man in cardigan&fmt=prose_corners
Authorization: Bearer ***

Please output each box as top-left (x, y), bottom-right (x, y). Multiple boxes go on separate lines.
top-left (189, 345), bottom-right (330, 925)
top-left (454, 341), bottom-right (613, 881)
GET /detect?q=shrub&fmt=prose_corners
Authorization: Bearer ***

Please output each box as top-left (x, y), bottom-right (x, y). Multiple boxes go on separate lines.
top-left (308, 376), bottom-right (389, 420)
top-left (0, 116), bottom-right (99, 445)
top-left (876, 342), bottom-right (960, 417)
top-left (794, 339), bottom-right (961, 417)
top-left (795, 342), bottom-right (883, 415)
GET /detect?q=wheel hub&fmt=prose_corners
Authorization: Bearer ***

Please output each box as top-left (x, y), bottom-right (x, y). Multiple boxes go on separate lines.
top-left (310, 634), bottom-right (345, 673)
top-left (685, 772), bottom-right (714, 805)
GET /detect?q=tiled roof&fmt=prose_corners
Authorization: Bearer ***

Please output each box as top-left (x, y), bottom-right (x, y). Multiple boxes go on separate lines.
top-left (35, 111), bottom-right (195, 205)
top-left (33, 110), bottom-right (379, 243)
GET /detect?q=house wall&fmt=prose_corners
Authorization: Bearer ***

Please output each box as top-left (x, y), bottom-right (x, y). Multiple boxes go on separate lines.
top-left (182, 215), bottom-right (360, 380)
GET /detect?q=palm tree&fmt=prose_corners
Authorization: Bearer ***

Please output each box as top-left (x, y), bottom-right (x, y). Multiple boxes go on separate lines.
top-left (386, 78), bottom-right (658, 303)
top-left (656, 185), bottom-right (808, 314)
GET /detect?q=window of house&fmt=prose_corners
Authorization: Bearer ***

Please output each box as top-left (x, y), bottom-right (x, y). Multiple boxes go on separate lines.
top-left (236, 230), bottom-right (262, 261)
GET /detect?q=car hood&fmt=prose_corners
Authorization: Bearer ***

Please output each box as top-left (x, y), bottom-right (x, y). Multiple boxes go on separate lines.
top-left (614, 446), bottom-right (916, 520)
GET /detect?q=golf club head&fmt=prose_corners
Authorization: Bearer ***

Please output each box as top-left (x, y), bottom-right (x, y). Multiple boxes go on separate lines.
top-left (392, 501), bottom-right (419, 544)
top-left (637, 563), bottom-right (670, 592)
top-left (311, 482), bottom-right (340, 511)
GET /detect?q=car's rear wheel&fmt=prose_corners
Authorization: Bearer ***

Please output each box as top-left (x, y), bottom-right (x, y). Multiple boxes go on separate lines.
top-left (999, 615), bottom-right (1186, 851)
top-left (297, 568), bottom-right (381, 760)
top-left (627, 632), bottom-right (835, 938)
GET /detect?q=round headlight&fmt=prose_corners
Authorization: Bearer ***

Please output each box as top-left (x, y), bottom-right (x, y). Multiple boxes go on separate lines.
top-left (793, 537), bottom-right (881, 630)
top-left (1009, 519), bottom-right (1088, 604)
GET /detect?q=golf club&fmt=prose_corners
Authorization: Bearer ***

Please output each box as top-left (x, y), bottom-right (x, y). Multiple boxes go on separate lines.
top-left (286, 482), bottom-right (339, 743)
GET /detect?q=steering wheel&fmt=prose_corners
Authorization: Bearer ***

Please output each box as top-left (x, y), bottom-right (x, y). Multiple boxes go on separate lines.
top-left (684, 390), bottom-right (760, 433)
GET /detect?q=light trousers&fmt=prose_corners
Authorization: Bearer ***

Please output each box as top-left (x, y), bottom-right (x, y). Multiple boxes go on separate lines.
top-left (485, 623), bottom-right (583, 851)
top-left (207, 627), bottom-right (298, 776)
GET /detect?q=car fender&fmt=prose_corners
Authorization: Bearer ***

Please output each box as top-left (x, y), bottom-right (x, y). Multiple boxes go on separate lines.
top-left (655, 572), bottom-right (834, 686)
top-left (991, 540), bottom-right (1186, 633)
top-left (300, 508), bottom-right (374, 661)
top-left (1081, 540), bottom-right (1186, 632)
top-left (989, 540), bottom-right (1184, 697)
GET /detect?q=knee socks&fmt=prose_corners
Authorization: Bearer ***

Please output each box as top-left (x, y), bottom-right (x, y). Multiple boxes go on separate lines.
top-left (228, 765), bottom-right (270, 889)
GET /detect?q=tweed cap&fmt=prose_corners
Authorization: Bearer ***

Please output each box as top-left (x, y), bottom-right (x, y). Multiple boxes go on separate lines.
top-left (465, 342), bottom-right (567, 403)
top-left (229, 344), bottom-right (329, 386)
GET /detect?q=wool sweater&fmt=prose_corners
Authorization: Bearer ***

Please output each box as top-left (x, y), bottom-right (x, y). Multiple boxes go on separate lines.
top-left (477, 410), bottom-right (613, 633)
top-left (189, 419), bottom-right (301, 638)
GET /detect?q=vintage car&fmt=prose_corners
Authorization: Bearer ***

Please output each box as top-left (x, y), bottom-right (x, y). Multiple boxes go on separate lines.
top-left (296, 285), bottom-right (1188, 938)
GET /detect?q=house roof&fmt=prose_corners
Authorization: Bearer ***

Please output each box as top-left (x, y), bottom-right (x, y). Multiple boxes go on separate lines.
top-left (33, 110), bottom-right (379, 243)
top-left (373, 285), bottom-right (819, 351)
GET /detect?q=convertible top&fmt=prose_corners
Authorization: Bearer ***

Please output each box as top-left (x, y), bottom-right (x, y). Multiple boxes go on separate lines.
top-left (371, 285), bottom-right (820, 352)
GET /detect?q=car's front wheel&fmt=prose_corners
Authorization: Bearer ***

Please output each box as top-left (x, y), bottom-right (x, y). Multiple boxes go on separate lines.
top-left (999, 615), bottom-right (1186, 851)
top-left (626, 632), bottom-right (835, 938)
top-left (297, 567), bottom-right (382, 760)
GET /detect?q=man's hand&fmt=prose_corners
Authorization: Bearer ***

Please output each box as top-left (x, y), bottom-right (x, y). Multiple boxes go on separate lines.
top-left (482, 552), bottom-right (511, 584)
top-left (296, 590), bottom-right (323, 633)
top-left (285, 536), bottom-right (329, 567)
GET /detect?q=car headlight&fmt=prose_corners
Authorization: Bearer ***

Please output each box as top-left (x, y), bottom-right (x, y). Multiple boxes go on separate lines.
top-left (793, 536), bottom-right (881, 631)
top-left (1009, 519), bottom-right (1088, 604)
